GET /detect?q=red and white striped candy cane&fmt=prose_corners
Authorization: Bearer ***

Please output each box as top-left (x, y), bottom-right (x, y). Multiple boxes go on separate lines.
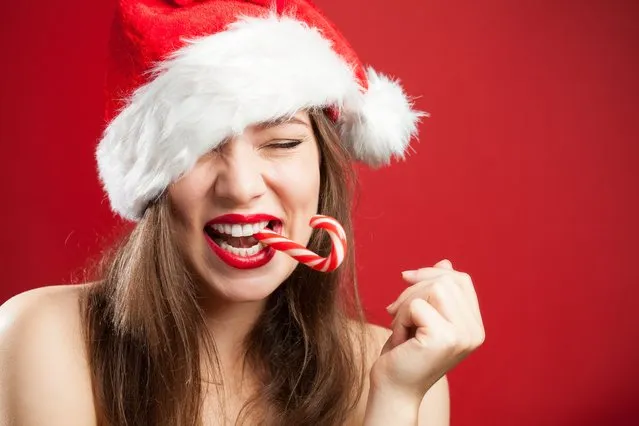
top-left (254, 215), bottom-right (347, 272)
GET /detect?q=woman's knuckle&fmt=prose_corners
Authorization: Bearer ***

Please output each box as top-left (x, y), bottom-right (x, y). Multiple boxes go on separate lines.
top-left (431, 279), bottom-right (453, 298)
top-left (437, 327), bottom-right (458, 347)
top-left (459, 272), bottom-right (472, 284)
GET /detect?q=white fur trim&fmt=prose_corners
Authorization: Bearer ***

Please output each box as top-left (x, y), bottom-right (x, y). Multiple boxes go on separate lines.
top-left (96, 14), bottom-right (422, 220)
top-left (343, 67), bottom-right (426, 166)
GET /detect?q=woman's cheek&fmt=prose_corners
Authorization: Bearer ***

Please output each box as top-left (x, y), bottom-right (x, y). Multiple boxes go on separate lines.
top-left (277, 158), bottom-right (320, 207)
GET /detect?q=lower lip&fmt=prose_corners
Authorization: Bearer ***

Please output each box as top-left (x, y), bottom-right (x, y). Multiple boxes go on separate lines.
top-left (204, 233), bottom-right (276, 269)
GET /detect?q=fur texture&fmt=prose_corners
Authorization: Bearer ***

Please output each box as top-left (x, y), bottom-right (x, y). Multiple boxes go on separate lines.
top-left (96, 13), bottom-right (423, 220)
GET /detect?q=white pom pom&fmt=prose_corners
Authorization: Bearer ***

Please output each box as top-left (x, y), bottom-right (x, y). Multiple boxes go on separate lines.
top-left (342, 67), bottom-right (427, 166)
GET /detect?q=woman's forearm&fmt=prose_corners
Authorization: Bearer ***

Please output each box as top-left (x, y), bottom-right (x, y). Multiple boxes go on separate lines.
top-left (362, 383), bottom-right (422, 426)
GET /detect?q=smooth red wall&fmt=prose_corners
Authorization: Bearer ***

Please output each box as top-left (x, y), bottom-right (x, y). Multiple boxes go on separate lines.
top-left (1, 1), bottom-right (638, 425)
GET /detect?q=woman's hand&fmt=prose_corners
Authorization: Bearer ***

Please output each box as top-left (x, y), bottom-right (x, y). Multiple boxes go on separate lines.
top-left (371, 259), bottom-right (485, 401)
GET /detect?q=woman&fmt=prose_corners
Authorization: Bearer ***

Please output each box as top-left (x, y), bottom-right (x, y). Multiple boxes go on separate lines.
top-left (0, 1), bottom-right (485, 425)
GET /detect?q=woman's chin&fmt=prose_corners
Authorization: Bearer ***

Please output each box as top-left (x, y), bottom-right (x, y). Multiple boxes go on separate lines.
top-left (198, 252), bottom-right (297, 303)
top-left (213, 277), bottom-right (281, 302)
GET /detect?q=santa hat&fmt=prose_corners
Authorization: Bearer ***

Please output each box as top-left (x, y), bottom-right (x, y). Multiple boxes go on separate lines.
top-left (96, 0), bottom-right (424, 221)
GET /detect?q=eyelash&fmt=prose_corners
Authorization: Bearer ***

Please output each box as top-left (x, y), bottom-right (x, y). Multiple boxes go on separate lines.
top-left (267, 140), bottom-right (302, 149)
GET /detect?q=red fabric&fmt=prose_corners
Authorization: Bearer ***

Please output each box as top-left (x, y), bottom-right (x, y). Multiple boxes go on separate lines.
top-left (105, 0), bottom-right (367, 124)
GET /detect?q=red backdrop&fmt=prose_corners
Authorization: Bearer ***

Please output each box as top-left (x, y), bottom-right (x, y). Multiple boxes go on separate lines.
top-left (1, 1), bottom-right (638, 425)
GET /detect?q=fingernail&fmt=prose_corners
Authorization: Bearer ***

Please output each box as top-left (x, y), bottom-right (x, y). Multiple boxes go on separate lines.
top-left (402, 270), bottom-right (417, 279)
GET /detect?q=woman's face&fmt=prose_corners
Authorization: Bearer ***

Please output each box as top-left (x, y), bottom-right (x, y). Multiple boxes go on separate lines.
top-left (169, 111), bottom-right (321, 303)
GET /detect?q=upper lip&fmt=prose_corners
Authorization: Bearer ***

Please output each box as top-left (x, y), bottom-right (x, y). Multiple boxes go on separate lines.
top-left (205, 213), bottom-right (282, 226)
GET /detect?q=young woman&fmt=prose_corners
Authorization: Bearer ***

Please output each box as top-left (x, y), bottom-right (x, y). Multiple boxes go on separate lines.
top-left (0, 1), bottom-right (485, 425)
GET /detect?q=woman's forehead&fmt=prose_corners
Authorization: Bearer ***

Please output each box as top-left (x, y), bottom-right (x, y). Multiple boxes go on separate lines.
top-left (251, 111), bottom-right (312, 132)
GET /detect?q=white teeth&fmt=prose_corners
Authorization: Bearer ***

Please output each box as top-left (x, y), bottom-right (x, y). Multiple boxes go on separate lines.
top-left (231, 224), bottom-right (242, 237)
top-left (241, 224), bottom-right (253, 237)
top-left (210, 220), bottom-right (271, 237)
top-left (219, 241), bottom-right (265, 257)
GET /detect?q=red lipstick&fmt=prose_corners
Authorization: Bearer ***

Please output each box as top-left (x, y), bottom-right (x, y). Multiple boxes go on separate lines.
top-left (206, 213), bottom-right (280, 226)
top-left (204, 213), bottom-right (282, 269)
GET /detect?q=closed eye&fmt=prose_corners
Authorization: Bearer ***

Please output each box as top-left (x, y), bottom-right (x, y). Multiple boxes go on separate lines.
top-left (266, 140), bottom-right (302, 149)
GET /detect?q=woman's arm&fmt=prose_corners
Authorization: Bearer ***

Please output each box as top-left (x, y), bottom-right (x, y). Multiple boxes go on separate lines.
top-left (0, 286), bottom-right (96, 426)
top-left (418, 375), bottom-right (450, 426)
top-left (362, 325), bottom-right (450, 426)
top-left (363, 375), bottom-right (449, 426)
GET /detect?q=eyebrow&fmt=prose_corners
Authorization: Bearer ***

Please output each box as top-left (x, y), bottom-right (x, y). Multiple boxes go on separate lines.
top-left (255, 116), bottom-right (311, 130)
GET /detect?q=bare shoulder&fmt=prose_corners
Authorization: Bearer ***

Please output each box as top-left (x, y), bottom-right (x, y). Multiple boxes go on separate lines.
top-left (347, 321), bottom-right (450, 426)
top-left (362, 322), bottom-right (391, 353)
top-left (0, 285), bottom-right (96, 426)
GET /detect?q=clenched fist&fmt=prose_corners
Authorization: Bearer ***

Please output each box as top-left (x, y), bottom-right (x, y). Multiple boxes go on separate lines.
top-left (371, 259), bottom-right (485, 400)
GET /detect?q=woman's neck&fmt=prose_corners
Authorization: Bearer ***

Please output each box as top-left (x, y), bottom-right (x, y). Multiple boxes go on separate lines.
top-left (201, 297), bottom-right (266, 375)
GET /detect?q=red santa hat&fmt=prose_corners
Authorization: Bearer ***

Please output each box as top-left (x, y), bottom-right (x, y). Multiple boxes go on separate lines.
top-left (96, 0), bottom-right (425, 221)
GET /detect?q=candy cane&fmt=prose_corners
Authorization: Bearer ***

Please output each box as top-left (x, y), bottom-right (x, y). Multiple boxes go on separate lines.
top-left (254, 215), bottom-right (347, 272)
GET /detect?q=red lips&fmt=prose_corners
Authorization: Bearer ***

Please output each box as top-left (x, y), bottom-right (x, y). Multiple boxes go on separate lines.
top-left (204, 213), bottom-right (282, 269)
top-left (205, 213), bottom-right (280, 226)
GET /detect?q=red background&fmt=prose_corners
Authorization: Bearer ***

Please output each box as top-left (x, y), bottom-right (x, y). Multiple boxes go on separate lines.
top-left (1, 1), bottom-right (638, 425)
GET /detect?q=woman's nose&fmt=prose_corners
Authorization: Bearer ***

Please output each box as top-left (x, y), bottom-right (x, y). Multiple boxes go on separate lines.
top-left (213, 139), bottom-right (267, 206)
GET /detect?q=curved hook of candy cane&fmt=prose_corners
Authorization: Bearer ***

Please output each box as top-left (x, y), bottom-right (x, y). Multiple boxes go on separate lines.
top-left (308, 215), bottom-right (348, 272)
top-left (253, 215), bottom-right (347, 272)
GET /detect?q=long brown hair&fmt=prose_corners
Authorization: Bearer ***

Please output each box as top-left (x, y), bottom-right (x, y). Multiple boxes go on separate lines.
top-left (81, 109), bottom-right (367, 425)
